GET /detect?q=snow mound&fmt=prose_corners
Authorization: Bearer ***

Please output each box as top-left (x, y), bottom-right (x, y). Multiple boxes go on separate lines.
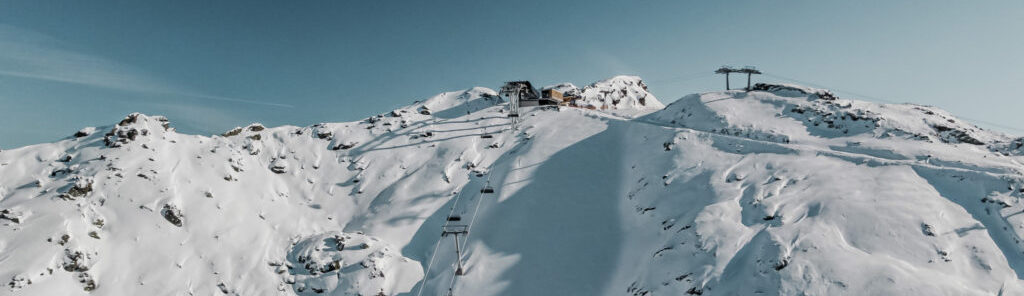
top-left (102, 113), bottom-right (173, 148)
top-left (405, 87), bottom-right (503, 119)
top-left (280, 232), bottom-right (421, 295)
top-left (578, 75), bottom-right (664, 111)
top-left (646, 83), bottom-right (1017, 153)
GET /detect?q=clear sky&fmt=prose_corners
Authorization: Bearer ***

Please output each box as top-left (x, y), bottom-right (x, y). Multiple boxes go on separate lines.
top-left (1, 0), bottom-right (1022, 148)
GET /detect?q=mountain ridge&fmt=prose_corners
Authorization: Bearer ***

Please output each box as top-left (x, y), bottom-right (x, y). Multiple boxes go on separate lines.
top-left (2, 77), bottom-right (1024, 295)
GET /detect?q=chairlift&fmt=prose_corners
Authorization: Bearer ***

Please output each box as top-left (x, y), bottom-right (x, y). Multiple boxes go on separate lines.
top-left (507, 113), bottom-right (519, 118)
top-left (480, 181), bottom-right (495, 194)
top-left (440, 224), bottom-right (469, 276)
top-left (480, 128), bottom-right (493, 139)
top-left (447, 215), bottom-right (462, 222)
top-left (441, 225), bottom-right (468, 237)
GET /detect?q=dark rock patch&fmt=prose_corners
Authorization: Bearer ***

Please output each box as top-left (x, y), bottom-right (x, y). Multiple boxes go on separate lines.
top-left (161, 204), bottom-right (184, 227)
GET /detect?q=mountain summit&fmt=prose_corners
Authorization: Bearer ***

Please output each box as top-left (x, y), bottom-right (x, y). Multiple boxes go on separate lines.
top-left (1, 77), bottom-right (1023, 295)
top-left (574, 75), bottom-right (664, 112)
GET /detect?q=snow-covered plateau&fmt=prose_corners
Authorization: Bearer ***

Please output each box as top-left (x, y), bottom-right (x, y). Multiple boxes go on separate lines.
top-left (2, 77), bottom-right (1024, 295)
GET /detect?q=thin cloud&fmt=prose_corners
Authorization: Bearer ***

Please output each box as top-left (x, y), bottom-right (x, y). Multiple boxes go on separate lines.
top-left (187, 93), bottom-right (295, 109)
top-left (583, 50), bottom-right (638, 78)
top-left (0, 24), bottom-right (292, 108)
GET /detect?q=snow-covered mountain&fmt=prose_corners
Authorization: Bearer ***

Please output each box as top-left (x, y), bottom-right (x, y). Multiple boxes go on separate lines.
top-left (578, 75), bottom-right (664, 112)
top-left (2, 77), bottom-right (1024, 295)
top-left (541, 76), bottom-right (663, 117)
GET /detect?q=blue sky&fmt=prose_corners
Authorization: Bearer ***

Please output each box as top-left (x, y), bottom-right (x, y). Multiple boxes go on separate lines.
top-left (1, 0), bottom-right (1022, 148)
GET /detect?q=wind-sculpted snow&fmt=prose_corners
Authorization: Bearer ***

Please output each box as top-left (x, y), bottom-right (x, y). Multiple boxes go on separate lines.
top-left (2, 78), bottom-right (1024, 295)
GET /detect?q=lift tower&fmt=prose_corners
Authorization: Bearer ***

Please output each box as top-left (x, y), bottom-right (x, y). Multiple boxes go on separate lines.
top-left (715, 66), bottom-right (762, 91)
top-left (441, 224), bottom-right (468, 276)
top-left (500, 81), bottom-right (537, 130)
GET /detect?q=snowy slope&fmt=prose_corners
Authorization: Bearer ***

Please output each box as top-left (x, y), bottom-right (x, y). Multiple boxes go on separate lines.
top-left (2, 78), bottom-right (1024, 295)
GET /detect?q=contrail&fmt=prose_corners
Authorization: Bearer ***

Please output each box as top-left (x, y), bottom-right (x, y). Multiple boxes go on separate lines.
top-left (0, 25), bottom-right (294, 109)
top-left (0, 70), bottom-right (294, 108)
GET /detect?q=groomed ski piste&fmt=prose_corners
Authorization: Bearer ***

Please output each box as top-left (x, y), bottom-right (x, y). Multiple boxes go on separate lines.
top-left (2, 75), bottom-right (1024, 295)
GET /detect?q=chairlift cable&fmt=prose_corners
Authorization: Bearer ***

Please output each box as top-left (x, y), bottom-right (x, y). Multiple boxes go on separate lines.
top-left (415, 156), bottom-right (474, 296)
top-left (646, 71), bottom-right (713, 85)
top-left (445, 103), bottom-right (519, 294)
top-left (414, 238), bottom-right (445, 296)
top-left (464, 165), bottom-right (493, 239)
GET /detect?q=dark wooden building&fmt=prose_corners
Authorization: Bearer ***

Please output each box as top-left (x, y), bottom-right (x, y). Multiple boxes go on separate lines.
top-left (500, 81), bottom-right (560, 106)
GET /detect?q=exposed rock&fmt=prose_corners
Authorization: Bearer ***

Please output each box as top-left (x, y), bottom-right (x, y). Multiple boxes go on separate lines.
top-left (0, 208), bottom-right (25, 224)
top-left (8, 274), bottom-right (30, 290)
top-left (103, 127), bottom-right (141, 147)
top-left (117, 113), bottom-right (141, 126)
top-left (932, 124), bottom-right (984, 145)
top-left (77, 272), bottom-right (96, 291)
top-left (270, 159), bottom-right (289, 174)
top-left (103, 113), bottom-right (167, 147)
top-left (577, 76), bottom-right (663, 110)
top-left (281, 232), bottom-right (420, 296)
top-left (221, 127), bottom-right (244, 137)
top-left (316, 130), bottom-right (333, 140)
top-left (752, 83), bottom-right (838, 101)
top-left (217, 282), bottom-right (231, 294)
top-left (331, 141), bottom-right (358, 151)
top-left (62, 249), bottom-right (92, 272)
top-left (56, 234), bottom-right (71, 246)
top-left (74, 127), bottom-right (95, 138)
top-left (61, 177), bottom-right (94, 200)
top-left (161, 204), bottom-right (184, 227)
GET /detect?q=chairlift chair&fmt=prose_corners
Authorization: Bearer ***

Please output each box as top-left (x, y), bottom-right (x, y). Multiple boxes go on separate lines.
top-left (447, 215), bottom-right (462, 222)
top-left (480, 181), bottom-right (495, 194)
